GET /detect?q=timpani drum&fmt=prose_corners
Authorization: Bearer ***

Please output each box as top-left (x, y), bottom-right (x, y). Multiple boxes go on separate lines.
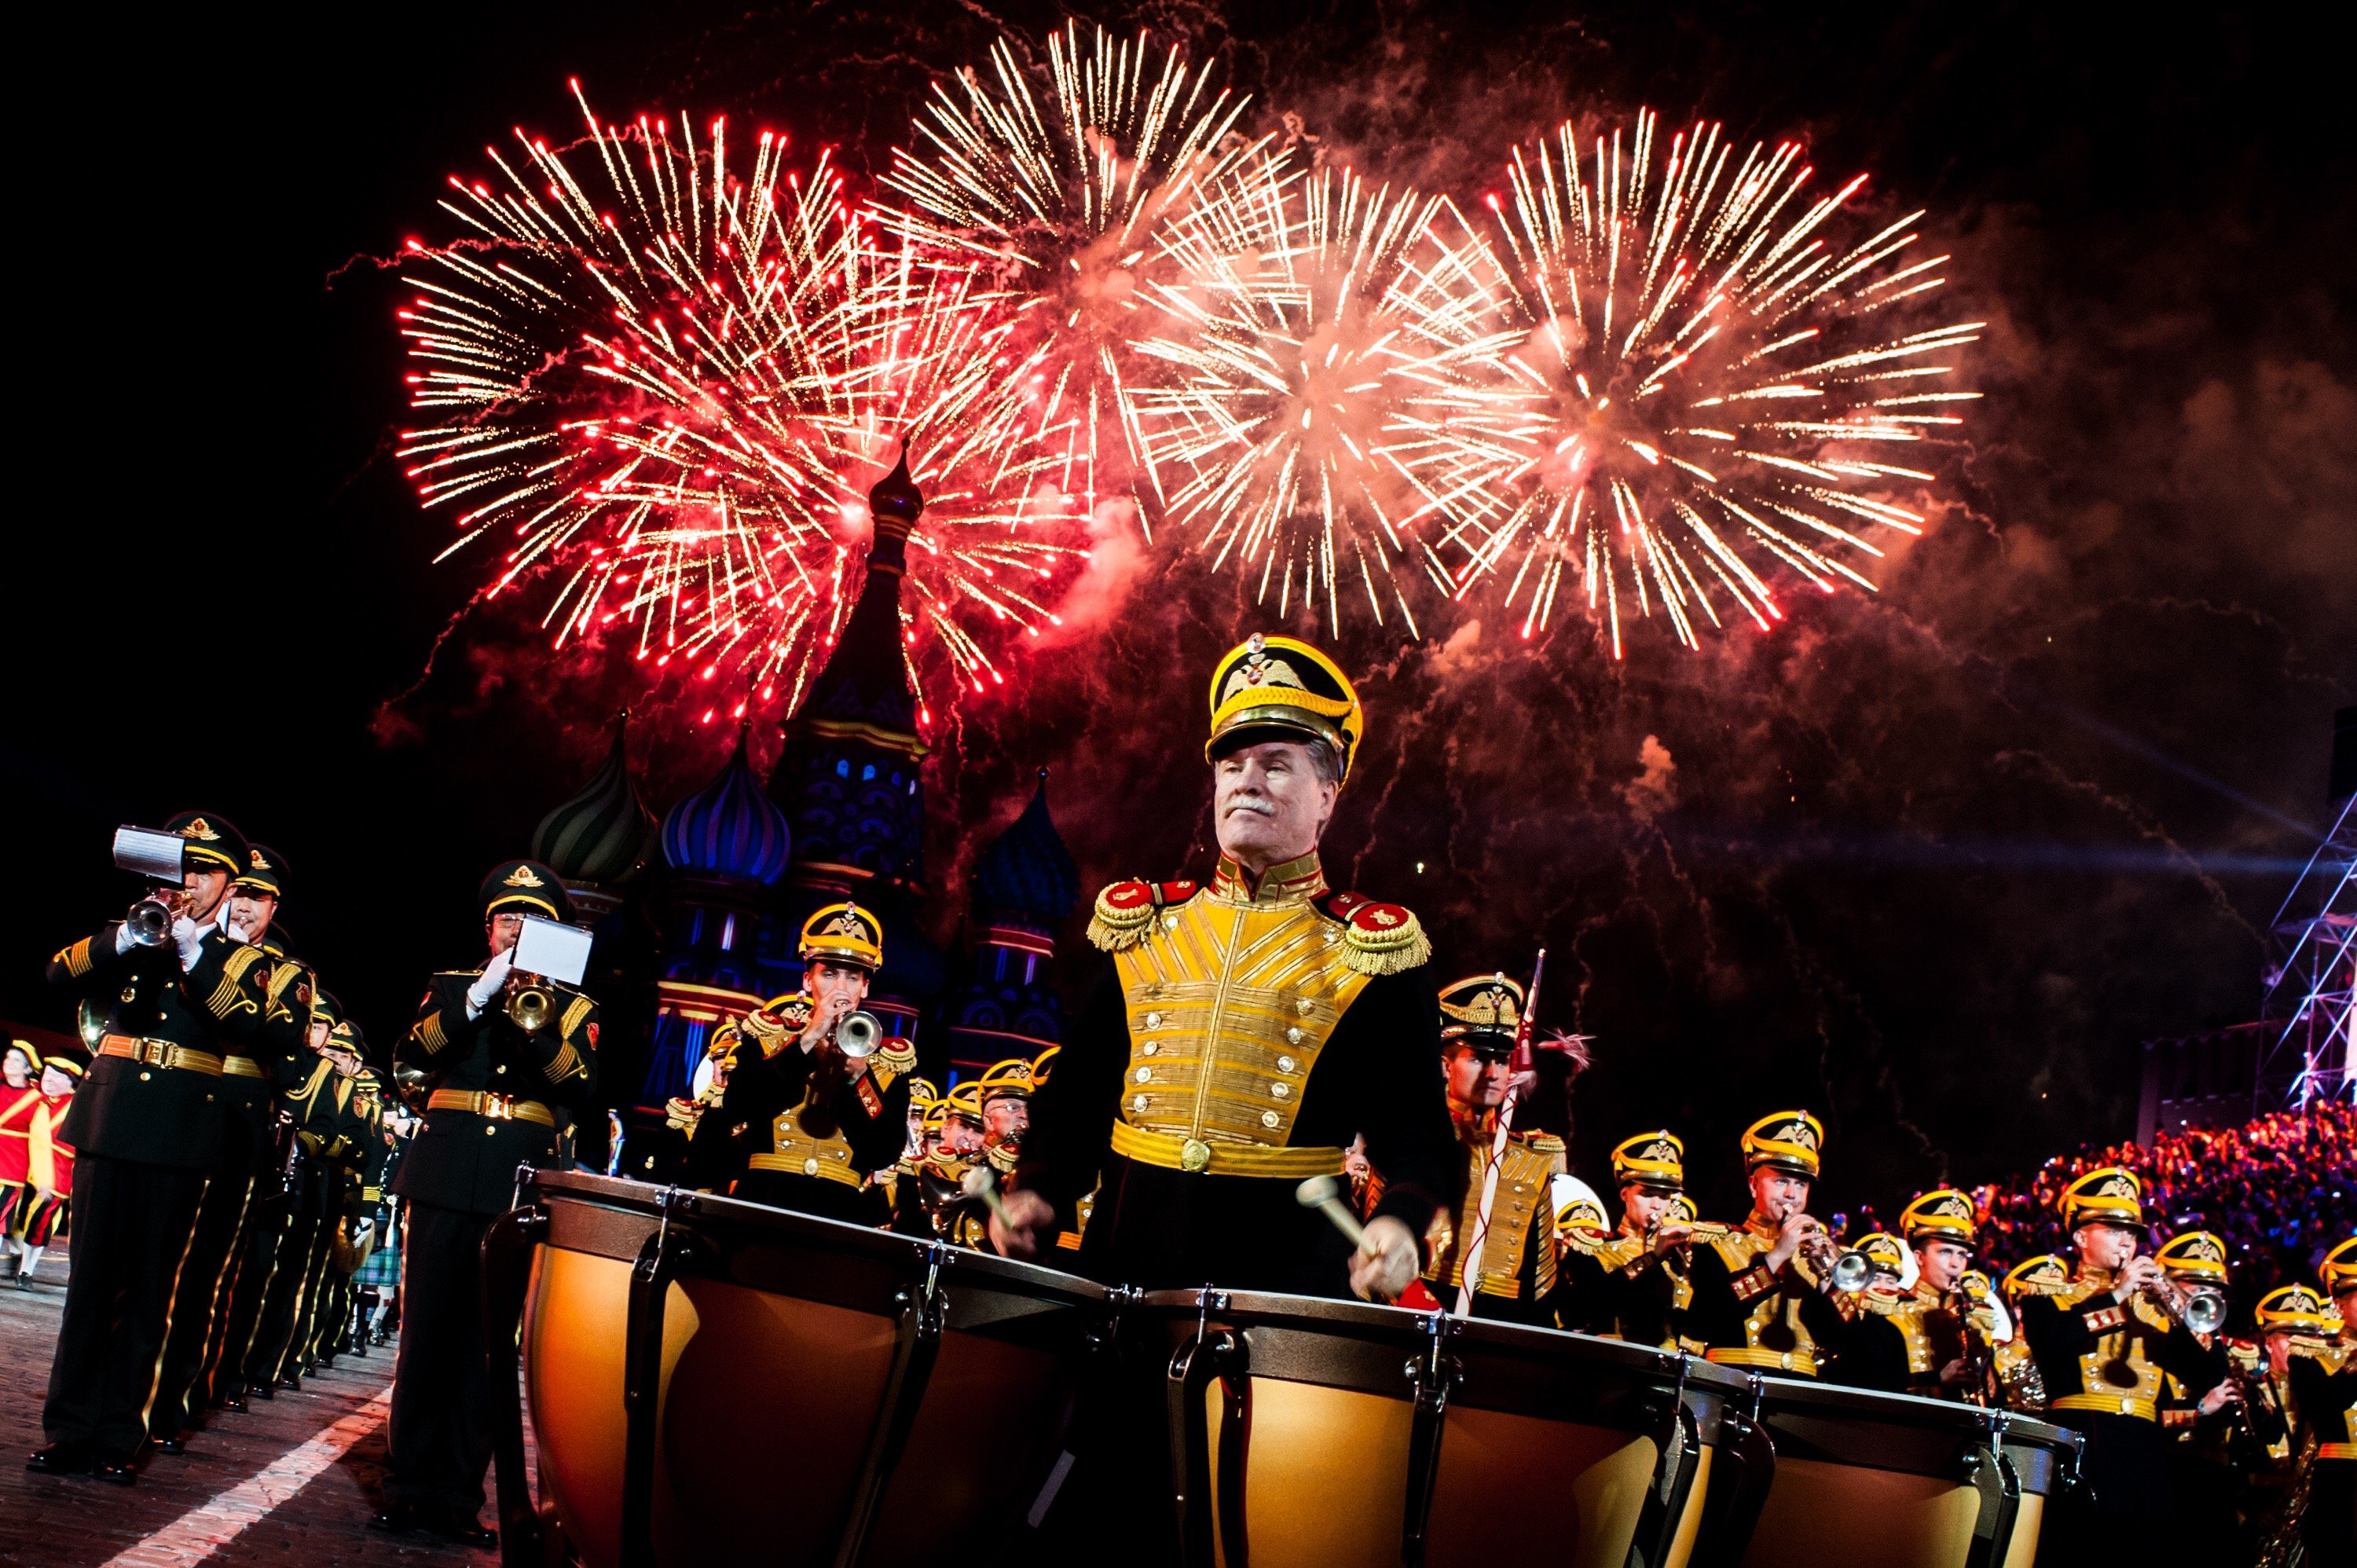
top-left (1139, 1288), bottom-right (1756, 1568)
top-left (1727, 1376), bottom-right (2079, 1568)
top-left (497, 1170), bottom-right (1107, 1568)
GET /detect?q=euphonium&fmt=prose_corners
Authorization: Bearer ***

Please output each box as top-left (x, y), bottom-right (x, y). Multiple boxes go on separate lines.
top-left (505, 973), bottom-right (555, 1033)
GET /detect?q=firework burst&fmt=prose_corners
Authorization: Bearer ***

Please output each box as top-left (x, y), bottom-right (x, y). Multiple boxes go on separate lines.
top-left (880, 21), bottom-right (1258, 516)
top-left (398, 85), bottom-right (1082, 719)
top-left (1124, 155), bottom-right (1522, 631)
top-left (1439, 111), bottom-right (1981, 656)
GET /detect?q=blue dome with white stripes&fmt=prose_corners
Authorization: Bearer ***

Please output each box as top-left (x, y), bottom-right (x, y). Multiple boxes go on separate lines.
top-left (660, 725), bottom-right (790, 884)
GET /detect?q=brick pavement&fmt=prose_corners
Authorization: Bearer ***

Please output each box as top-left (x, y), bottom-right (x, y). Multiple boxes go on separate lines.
top-left (0, 1243), bottom-right (504, 1568)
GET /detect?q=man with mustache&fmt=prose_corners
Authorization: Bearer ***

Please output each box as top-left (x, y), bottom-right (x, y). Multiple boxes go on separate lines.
top-left (993, 633), bottom-right (1453, 1302)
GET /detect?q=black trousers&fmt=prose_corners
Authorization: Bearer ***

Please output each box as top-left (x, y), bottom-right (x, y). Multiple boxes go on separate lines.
top-left (2042, 1409), bottom-right (2179, 1553)
top-left (41, 1155), bottom-right (207, 1461)
top-left (207, 1180), bottom-right (287, 1402)
top-left (246, 1199), bottom-right (321, 1387)
top-left (386, 1200), bottom-right (493, 1513)
top-left (152, 1173), bottom-right (253, 1435)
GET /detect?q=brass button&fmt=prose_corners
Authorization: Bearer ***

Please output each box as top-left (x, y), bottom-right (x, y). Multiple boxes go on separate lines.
top-left (1296, 998), bottom-right (1313, 1017)
top-left (1276, 1054), bottom-right (1296, 1073)
top-left (122, 987), bottom-right (137, 1003)
top-left (1135, 1067), bottom-right (1153, 1083)
top-left (484, 1126), bottom-right (497, 1137)
top-left (1142, 1042), bottom-right (1160, 1057)
top-left (1270, 1082), bottom-right (1290, 1099)
top-left (1285, 1027), bottom-right (1303, 1045)
top-left (1163, 914), bottom-right (1180, 930)
top-left (1179, 1138), bottom-right (1212, 1172)
top-left (804, 1157), bottom-right (820, 1175)
top-left (495, 1064), bottom-right (508, 1075)
top-left (1260, 1110), bottom-right (1281, 1129)
top-left (1132, 1094), bottom-right (1149, 1113)
top-left (1144, 1012), bottom-right (1163, 1028)
top-left (139, 1071), bottom-right (152, 1082)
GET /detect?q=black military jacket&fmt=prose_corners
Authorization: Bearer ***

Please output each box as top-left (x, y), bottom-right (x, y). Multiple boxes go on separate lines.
top-left (1681, 1218), bottom-right (1860, 1379)
top-left (214, 947), bottom-right (315, 1176)
top-left (1556, 1230), bottom-right (1688, 1347)
top-left (393, 966), bottom-right (599, 1216)
top-left (46, 918), bottom-right (284, 1171)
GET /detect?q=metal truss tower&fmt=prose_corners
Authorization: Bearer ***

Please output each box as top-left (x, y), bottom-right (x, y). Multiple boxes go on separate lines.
top-left (2257, 786), bottom-right (2356, 1108)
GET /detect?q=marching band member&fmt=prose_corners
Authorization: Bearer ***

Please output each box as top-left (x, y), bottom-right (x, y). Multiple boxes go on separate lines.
top-left (1555, 1130), bottom-right (1692, 1346)
top-left (2150, 1230), bottom-right (2271, 1559)
top-left (1840, 1189), bottom-right (1996, 1399)
top-left (640, 1024), bottom-right (735, 1187)
top-left (152, 842), bottom-right (310, 1449)
top-left (1683, 1111), bottom-right (1856, 1380)
top-left (2278, 1238), bottom-right (2355, 1557)
top-left (1417, 975), bottom-right (1561, 1321)
top-left (373, 859), bottom-right (599, 1547)
top-left (977, 1057), bottom-right (1034, 1175)
top-left (717, 904), bottom-right (915, 1223)
top-left (995, 634), bottom-right (1453, 1304)
top-left (31, 812), bottom-right (287, 1484)
top-left (2016, 1167), bottom-right (2227, 1552)
top-left (13, 1054), bottom-right (82, 1288)
top-left (0, 1040), bottom-right (44, 1280)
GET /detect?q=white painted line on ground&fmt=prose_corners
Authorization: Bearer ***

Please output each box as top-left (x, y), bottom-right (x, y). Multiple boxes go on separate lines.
top-left (99, 1387), bottom-right (393, 1568)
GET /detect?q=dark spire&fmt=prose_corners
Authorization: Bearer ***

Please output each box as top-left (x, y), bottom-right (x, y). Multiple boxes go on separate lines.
top-left (780, 445), bottom-right (927, 760)
top-left (973, 770), bottom-right (1080, 929)
top-left (531, 709), bottom-right (656, 887)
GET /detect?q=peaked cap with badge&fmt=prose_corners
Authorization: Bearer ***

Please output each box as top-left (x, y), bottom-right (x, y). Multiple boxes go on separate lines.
top-left (2003, 1255), bottom-right (2073, 1298)
top-left (2058, 1165), bottom-right (2146, 1229)
top-left (236, 843), bottom-right (289, 898)
top-left (799, 902), bottom-right (883, 971)
top-left (2322, 1235), bottom-right (2357, 1296)
top-left (1015, 632), bottom-right (1455, 1299)
top-left (1437, 973), bottom-right (1523, 1056)
top-left (1741, 1110), bottom-right (1824, 1178)
top-left (1900, 1187), bottom-right (1978, 1247)
top-left (2153, 1229), bottom-right (2229, 1281)
top-left (1611, 1130), bottom-right (1685, 1192)
top-left (978, 1057), bottom-right (1035, 1105)
top-left (2254, 1283), bottom-right (2334, 1332)
top-left (163, 811), bottom-right (252, 878)
top-left (478, 858), bottom-right (574, 925)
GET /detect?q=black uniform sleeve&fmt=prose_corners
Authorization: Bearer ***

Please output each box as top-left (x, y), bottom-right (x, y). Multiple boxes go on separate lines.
top-left (401, 974), bottom-right (474, 1069)
top-left (535, 991), bottom-right (599, 1111)
top-left (1835, 1313), bottom-right (1915, 1392)
top-left (836, 1067), bottom-right (913, 1171)
top-left (720, 1035), bottom-right (812, 1134)
top-left (47, 924), bottom-right (126, 991)
top-left (1012, 954), bottom-right (1127, 1227)
top-left (1340, 965), bottom-right (1456, 1249)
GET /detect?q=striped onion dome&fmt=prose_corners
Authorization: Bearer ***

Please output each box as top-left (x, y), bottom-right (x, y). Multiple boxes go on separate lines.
top-left (973, 771), bottom-right (1079, 927)
top-left (531, 716), bottom-right (656, 886)
top-left (661, 724), bottom-right (791, 884)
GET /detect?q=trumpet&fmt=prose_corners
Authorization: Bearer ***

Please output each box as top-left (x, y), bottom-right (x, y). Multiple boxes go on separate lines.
top-left (125, 887), bottom-right (189, 947)
top-left (1785, 1206), bottom-right (1875, 1293)
top-left (1642, 1218), bottom-right (1693, 1273)
top-left (830, 1009), bottom-right (882, 1060)
top-left (504, 972), bottom-right (556, 1033)
top-left (2141, 1270), bottom-right (2227, 1337)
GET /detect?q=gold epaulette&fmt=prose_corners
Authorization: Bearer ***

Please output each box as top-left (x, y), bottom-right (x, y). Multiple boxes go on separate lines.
top-left (743, 998), bottom-right (812, 1057)
top-left (1857, 1288), bottom-right (1915, 1317)
top-left (1687, 1221), bottom-right (1736, 1241)
top-left (1516, 1130), bottom-right (1565, 1155)
top-left (1588, 1233), bottom-right (1646, 1267)
top-left (871, 1037), bottom-right (918, 1086)
top-left (1320, 894), bottom-right (1431, 976)
top-left (1087, 879), bottom-right (1200, 951)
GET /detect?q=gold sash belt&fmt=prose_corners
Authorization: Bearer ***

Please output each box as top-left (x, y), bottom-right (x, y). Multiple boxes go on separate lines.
top-left (99, 1035), bottom-right (222, 1077)
top-left (426, 1089), bottom-right (554, 1127)
top-left (1707, 1346), bottom-right (1820, 1377)
top-left (745, 1151), bottom-right (866, 1189)
top-left (1110, 1119), bottom-right (1344, 1179)
top-left (2051, 1393), bottom-right (2157, 1421)
top-left (222, 1056), bottom-right (265, 1079)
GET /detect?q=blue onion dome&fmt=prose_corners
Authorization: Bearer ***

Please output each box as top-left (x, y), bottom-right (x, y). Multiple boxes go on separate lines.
top-left (532, 714), bottom-right (657, 885)
top-left (661, 724), bottom-right (791, 884)
top-left (972, 771), bottom-right (1080, 927)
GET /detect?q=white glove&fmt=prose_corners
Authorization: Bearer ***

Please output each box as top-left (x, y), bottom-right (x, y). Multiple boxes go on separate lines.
top-left (465, 948), bottom-right (516, 1018)
top-left (1349, 1214), bottom-right (1423, 1302)
top-left (115, 922), bottom-right (138, 956)
top-left (172, 916), bottom-right (207, 973)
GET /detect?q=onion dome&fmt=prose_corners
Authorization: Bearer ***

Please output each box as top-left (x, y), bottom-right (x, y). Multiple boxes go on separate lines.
top-left (661, 724), bottom-right (791, 884)
top-left (533, 716), bottom-right (657, 886)
top-left (973, 771), bottom-right (1080, 928)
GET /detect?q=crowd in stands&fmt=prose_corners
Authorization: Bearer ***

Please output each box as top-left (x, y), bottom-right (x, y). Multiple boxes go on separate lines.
top-left (1961, 1100), bottom-right (2357, 1319)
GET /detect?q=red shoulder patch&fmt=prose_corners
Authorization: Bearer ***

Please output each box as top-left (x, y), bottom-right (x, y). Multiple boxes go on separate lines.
top-left (1154, 880), bottom-right (1200, 904)
top-left (1101, 880), bottom-right (1153, 911)
top-left (1314, 889), bottom-right (1369, 921)
top-left (1348, 902), bottom-right (1412, 934)
top-left (585, 1021), bottom-right (599, 1050)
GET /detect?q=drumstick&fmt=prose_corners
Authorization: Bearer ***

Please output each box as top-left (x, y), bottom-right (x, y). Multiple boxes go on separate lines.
top-left (960, 1165), bottom-right (1012, 1227)
top-left (1295, 1176), bottom-right (1372, 1254)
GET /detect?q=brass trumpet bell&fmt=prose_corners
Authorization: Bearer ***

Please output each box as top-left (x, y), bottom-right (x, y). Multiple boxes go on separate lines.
top-left (833, 1009), bottom-right (882, 1059)
top-left (507, 978), bottom-right (556, 1033)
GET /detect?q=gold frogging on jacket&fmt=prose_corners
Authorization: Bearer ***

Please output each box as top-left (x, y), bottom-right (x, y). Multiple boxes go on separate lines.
top-left (1428, 1132), bottom-right (1559, 1299)
top-left (1087, 852), bottom-right (1428, 1174)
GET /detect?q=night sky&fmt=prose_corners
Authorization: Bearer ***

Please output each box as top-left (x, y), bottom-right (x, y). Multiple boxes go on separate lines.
top-left (8, 3), bottom-right (2350, 1221)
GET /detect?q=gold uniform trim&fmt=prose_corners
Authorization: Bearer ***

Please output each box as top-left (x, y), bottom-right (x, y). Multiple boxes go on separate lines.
top-left (97, 1035), bottom-right (222, 1077)
top-left (222, 1056), bottom-right (265, 1079)
top-left (1705, 1224), bottom-right (1827, 1372)
top-left (425, 1089), bottom-right (555, 1127)
top-left (746, 1107), bottom-right (865, 1187)
top-left (1109, 1119), bottom-right (1344, 1178)
top-left (412, 1010), bottom-right (449, 1055)
top-left (1710, 1346), bottom-right (1820, 1376)
top-left (559, 994), bottom-right (594, 1040)
top-left (60, 938), bottom-right (93, 978)
top-left (1428, 1134), bottom-right (1556, 1299)
top-left (1112, 881), bottom-right (1372, 1166)
top-left (2051, 1393), bottom-right (2158, 1422)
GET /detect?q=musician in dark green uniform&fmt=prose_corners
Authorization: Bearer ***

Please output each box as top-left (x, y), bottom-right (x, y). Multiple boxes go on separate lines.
top-left (1556, 1130), bottom-right (1692, 1346)
top-left (995, 634), bottom-right (1454, 1301)
top-left (1681, 1112), bottom-right (1858, 1380)
top-left (151, 841), bottom-right (312, 1448)
top-left (2015, 1167), bottom-right (2227, 1553)
top-left (247, 995), bottom-right (354, 1394)
top-left (31, 812), bottom-right (284, 1483)
top-left (716, 905), bottom-right (915, 1223)
top-left (372, 859), bottom-right (599, 1547)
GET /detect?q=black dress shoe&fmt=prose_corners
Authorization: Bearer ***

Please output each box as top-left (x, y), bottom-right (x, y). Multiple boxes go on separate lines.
top-left (220, 1394), bottom-right (249, 1414)
top-left (368, 1501), bottom-right (424, 1535)
top-left (429, 1511), bottom-right (497, 1549)
top-left (27, 1442), bottom-right (91, 1475)
top-left (93, 1457), bottom-right (141, 1486)
top-left (276, 1375), bottom-right (302, 1392)
top-left (152, 1435), bottom-right (185, 1456)
top-left (250, 1381), bottom-right (274, 1400)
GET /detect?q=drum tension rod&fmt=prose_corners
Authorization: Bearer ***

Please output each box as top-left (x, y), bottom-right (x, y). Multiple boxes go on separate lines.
top-left (1400, 1311), bottom-right (1462, 1567)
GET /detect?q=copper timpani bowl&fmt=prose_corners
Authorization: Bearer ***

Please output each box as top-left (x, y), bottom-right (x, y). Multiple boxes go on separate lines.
top-left (1137, 1289), bottom-right (1758, 1568)
top-left (1732, 1376), bottom-right (2078, 1568)
top-left (509, 1170), bottom-right (1107, 1568)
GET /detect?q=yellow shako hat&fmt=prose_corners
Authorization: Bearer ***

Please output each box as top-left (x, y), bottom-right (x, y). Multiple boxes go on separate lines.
top-left (1611, 1131), bottom-right (1685, 1192)
top-left (799, 903), bottom-right (883, 971)
top-left (1741, 1110), bottom-right (1824, 1178)
top-left (1901, 1189), bottom-right (1978, 1247)
top-left (2058, 1166), bottom-right (2145, 1230)
top-left (2153, 1230), bottom-right (2229, 1282)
